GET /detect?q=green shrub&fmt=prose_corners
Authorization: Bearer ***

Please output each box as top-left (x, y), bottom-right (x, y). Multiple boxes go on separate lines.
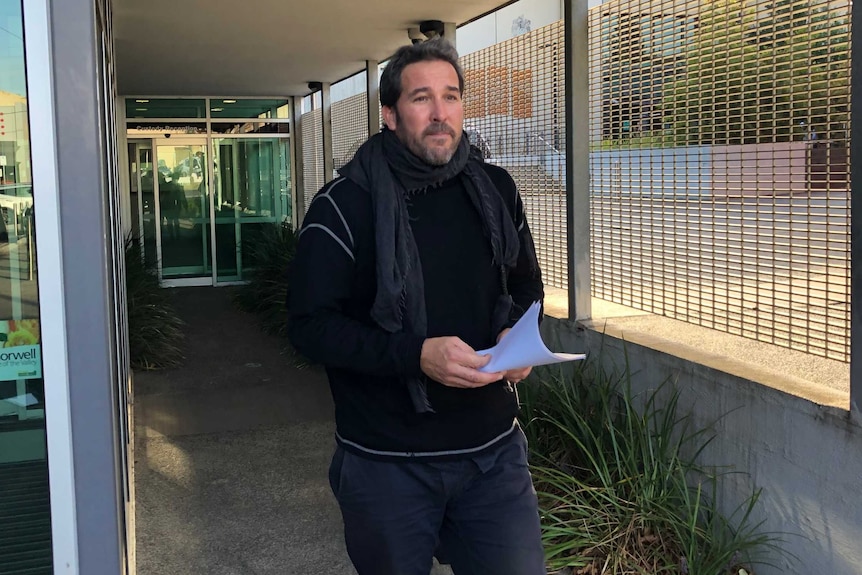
top-left (520, 359), bottom-right (789, 574)
top-left (124, 237), bottom-right (185, 370)
top-left (234, 221), bottom-right (298, 337)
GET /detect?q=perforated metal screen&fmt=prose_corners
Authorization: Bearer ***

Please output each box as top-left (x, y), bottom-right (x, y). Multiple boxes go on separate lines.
top-left (588, 0), bottom-right (851, 361)
top-left (460, 21), bottom-right (568, 291)
top-left (459, 1), bottom-right (850, 361)
top-left (332, 92), bottom-right (369, 172)
top-left (301, 106), bottom-right (324, 213)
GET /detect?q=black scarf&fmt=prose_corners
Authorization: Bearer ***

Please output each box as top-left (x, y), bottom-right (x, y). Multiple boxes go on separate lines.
top-left (338, 128), bottom-right (520, 413)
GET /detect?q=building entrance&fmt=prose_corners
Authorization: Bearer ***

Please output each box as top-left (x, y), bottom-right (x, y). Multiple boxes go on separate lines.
top-left (125, 98), bottom-right (293, 286)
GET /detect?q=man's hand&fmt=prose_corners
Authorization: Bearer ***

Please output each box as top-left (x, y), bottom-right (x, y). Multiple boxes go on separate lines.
top-left (420, 336), bottom-right (505, 388)
top-left (496, 328), bottom-right (532, 384)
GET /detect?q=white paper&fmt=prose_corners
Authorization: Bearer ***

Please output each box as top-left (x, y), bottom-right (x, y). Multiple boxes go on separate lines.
top-left (477, 301), bottom-right (586, 373)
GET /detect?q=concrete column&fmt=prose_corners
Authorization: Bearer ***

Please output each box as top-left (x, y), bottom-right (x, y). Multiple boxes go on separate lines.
top-left (320, 82), bottom-right (334, 183)
top-left (28, 0), bottom-right (127, 572)
top-left (443, 22), bottom-right (457, 46)
top-left (289, 96), bottom-right (304, 227)
top-left (564, 0), bottom-right (591, 321)
top-left (367, 60), bottom-right (380, 135)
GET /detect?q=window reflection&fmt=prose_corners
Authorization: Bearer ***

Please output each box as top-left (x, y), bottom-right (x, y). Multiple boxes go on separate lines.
top-left (0, 2), bottom-right (51, 573)
top-left (0, 1), bottom-right (43, 424)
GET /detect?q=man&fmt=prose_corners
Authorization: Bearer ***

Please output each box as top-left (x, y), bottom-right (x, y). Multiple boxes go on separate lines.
top-left (287, 38), bottom-right (546, 575)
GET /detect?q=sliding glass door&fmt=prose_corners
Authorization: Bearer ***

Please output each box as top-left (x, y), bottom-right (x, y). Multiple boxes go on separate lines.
top-left (127, 136), bottom-right (290, 284)
top-left (212, 137), bottom-right (290, 283)
top-left (155, 140), bottom-right (210, 280)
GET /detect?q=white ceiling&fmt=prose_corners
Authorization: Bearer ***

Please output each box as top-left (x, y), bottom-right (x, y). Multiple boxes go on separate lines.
top-left (113, 0), bottom-right (510, 97)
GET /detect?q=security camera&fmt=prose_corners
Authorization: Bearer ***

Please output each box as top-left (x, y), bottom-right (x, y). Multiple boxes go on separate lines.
top-left (407, 27), bottom-right (425, 44)
top-left (164, 133), bottom-right (171, 139)
top-left (419, 20), bottom-right (445, 39)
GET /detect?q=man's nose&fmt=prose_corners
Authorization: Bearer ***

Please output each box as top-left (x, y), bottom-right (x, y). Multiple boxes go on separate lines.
top-left (430, 98), bottom-right (448, 122)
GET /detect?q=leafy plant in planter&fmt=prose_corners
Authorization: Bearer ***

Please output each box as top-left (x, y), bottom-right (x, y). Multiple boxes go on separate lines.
top-left (124, 237), bottom-right (185, 370)
top-left (520, 359), bottom-right (790, 575)
top-left (234, 221), bottom-right (298, 337)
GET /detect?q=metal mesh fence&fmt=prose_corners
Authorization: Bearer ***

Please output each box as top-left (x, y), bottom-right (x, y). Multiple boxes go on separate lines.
top-left (588, 0), bottom-right (851, 361)
top-left (460, 0), bottom-right (850, 361)
top-left (301, 106), bottom-right (324, 214)
top-left (460, 20), bottom-right (568, 291)
top-left (332, 92), bottom-right (368, 172)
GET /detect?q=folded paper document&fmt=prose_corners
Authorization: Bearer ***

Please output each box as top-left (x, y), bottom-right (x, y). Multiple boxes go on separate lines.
top-left (477, 301), bottom-right (586, 373)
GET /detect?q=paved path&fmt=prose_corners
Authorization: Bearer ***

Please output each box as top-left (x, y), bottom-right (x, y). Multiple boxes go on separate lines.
top-left (132, 286), bottom-right (454, 574)
top-left (133, 286), bottom-right (353, 575)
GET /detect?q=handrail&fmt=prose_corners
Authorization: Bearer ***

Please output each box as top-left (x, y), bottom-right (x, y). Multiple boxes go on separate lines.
top-left (528, 132), bottom-right (561, 157)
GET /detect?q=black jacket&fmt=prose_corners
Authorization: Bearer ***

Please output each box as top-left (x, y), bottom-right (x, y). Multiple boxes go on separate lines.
top-left (287, 162), bottom-right (543, 459)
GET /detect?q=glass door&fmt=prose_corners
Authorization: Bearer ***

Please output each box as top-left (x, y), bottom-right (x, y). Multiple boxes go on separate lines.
top-left (154, 139), bottom-right (211, 281)
top-left (212, 137), bottom-right (290, 283)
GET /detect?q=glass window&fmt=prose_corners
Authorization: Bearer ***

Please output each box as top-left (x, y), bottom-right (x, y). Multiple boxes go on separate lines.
top-left (0, 1), bottom-right (52, 572)
top-left (125, 98), bottom-right (207, 119)
top-left (209, 98), bottom-right (289, 119)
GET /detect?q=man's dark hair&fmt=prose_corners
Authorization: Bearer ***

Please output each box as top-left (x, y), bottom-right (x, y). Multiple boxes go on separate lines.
top-left (379, 38), bottom-right (465, 109)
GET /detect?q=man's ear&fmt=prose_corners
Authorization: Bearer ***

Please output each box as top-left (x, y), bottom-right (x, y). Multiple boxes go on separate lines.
top-left (381, 105), bottom-right (397, 131)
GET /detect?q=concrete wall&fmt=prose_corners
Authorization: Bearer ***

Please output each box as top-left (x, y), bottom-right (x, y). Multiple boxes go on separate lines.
top-left (457, 0), bottom-right (562, 56)
top-left (590, 143), bottom-right (815, 198)
top-left (540, 315), bottom-right (862, 575)
top-left (712, 142), bottom-right (810, 197)
top-left (590, 147), bottom-right (712, 197)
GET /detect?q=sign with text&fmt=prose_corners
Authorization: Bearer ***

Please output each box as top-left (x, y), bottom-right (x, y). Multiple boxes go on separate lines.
top-left (0, 319), bottom-right (41, 380)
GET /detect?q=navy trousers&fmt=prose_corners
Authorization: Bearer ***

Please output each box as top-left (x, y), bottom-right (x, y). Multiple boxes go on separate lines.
top-left (328, 427), bottom-right (546, 575)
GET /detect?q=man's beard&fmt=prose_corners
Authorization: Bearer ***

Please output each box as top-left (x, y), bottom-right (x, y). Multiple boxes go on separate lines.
top-left (398, 121), bottom-right (460, 166)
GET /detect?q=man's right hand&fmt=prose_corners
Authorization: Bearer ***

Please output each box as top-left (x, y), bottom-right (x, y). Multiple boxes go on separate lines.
top-left (420, 336), bottom-right (505, 389)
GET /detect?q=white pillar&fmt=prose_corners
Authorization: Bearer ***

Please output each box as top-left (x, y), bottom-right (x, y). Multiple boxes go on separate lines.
top-left (443, 22), bottom-right (457, 46)
top-left (289, 96), bottom-right (304, 227)
top-left (367, 60), bottom-right (380, 135)
top-left (321, 82), bottom-right (334, 183)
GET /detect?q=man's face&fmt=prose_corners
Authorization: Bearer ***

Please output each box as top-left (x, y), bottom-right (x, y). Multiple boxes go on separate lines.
top-left (382, 59), bottom-right (464, 166)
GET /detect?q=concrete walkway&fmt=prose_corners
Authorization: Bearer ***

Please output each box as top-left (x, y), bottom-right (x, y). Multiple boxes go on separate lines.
top-left (132, 286), bottom-right (353, 575)
top-left (132, 286), bottom-right (453, 575)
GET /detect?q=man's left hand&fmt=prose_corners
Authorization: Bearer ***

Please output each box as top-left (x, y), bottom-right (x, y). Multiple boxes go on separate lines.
top-left (496, 328), bottom-right (532, 384)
